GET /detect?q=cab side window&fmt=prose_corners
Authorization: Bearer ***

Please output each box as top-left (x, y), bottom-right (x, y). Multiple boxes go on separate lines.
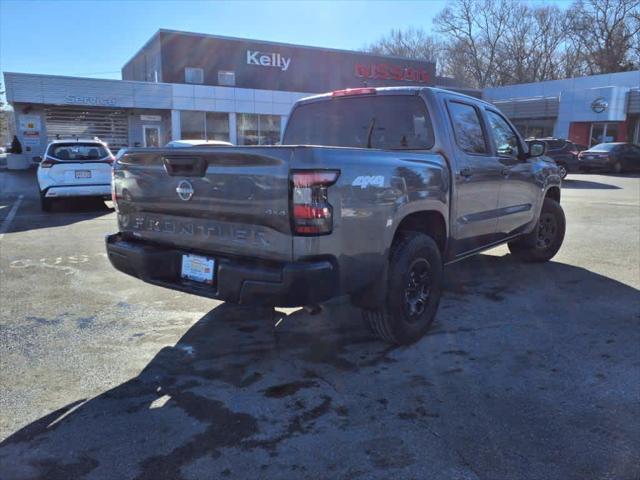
top-left (447, 101), bottom-right (488, 155)
top-left (486, 110), bottom-right (520, 158)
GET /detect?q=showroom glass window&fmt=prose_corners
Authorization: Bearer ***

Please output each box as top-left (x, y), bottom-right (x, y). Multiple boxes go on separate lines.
top-left (180, 112), bottom-right (230, 142)
top-left (180, 111), bottom-right (206, 140)
top-left (205, 113), bottom-right (230, 141)
top-left (590, 123), bottom-right (619, 146)
top-left (237, 114), bottom-right (281, 145)
top-left (513, 119), bottom-right (555, 139)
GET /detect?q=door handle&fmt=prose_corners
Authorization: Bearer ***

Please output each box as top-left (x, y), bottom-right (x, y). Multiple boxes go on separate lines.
top-left (501, 167), bottom-right (510, 177)
top-left (460, 167), bottom-right (472, 178)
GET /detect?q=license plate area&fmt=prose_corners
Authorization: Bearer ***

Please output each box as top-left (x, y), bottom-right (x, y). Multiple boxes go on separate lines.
top-left (181, 254), bottom-right (215, 285)
top-left (75, 170), bottom-right (92, 179)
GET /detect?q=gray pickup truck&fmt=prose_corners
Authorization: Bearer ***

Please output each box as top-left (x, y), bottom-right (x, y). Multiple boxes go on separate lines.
top-left (107, 87), bottom-right (564, 344)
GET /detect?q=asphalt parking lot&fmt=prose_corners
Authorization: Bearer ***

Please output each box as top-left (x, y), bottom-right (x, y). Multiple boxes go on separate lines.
top-left (0, 169), bottom-right (639, 480)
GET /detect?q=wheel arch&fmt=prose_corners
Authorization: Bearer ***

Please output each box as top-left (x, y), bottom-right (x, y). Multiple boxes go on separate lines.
top-left (352, 208), bottom-right (447, 310)
top-left (391, 209), bottom-right (448, 256)
top-left (545, 186), bottom-right (561, 203)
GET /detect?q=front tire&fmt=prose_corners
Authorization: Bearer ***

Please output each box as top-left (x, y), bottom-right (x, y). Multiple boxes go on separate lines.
top-left (363, 232), bottom-right (443, 345)
top-left (508, 198), bottom-right (565, 263)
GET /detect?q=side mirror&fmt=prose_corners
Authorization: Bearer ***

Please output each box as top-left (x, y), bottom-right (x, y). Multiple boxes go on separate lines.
top-left (33, 156), bottom-right (43, 163)
top-left (527, 140), bottom-right (546, 158)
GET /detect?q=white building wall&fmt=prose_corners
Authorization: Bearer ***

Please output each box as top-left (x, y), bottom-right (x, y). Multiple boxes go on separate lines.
top-left (483, 70), bottom-right (640, 102)
top-left (483, 70), bottom-right (640, 140)
top-left (4, 71), bottom-right (313, 150)
top-left (555, 85), bottom-right (631, 139)
top-left (164, 80), bottom-right (309, 116)
top-left (4, 72), bottom-right (310, 121)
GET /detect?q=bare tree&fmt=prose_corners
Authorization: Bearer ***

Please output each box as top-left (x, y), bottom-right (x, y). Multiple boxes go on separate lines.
top-left (628, 5), bottom-right (640, 66)
top-left (434, 0), bottom-right (512, 88)
top-left (497, 4), bottom-right (568, 84)
top-left (530, 6), bottom-right (569, 81)
top-left (365, 0), bottom-right (640, 89)
top-left (567, 0), bottom-right (640, 74)
top-left (559, 40), bottom-right (591, 78)
top-left (438, 39), bottom-right (477, 87)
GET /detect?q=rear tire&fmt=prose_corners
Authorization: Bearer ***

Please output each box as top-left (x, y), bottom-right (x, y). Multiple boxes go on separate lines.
top-left (508, 198), bottom-right (565, 263)
top-left (40, 193), bottom-right (52, 212)
top-left (363, 231), bottom-right (443, 345)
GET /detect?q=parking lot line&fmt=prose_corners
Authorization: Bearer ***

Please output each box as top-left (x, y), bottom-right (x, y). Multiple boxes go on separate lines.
top-left (0, 195), bottom-right (24, 241)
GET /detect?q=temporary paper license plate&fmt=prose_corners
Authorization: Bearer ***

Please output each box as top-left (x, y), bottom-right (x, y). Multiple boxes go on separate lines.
top-left (75, 170), bottom-right (92, 179)
top-left (181, 254), bottom-right (215, 284)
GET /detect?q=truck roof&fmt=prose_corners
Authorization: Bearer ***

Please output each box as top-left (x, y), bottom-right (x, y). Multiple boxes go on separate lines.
top-left (296, 86), bottom-right (489, 107)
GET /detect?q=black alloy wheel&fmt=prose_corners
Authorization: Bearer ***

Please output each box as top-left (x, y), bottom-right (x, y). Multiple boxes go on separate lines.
top-left (536, 213), bottom-right (557, 250)
top-left (404, 258), bottom-right (431, 321)
top-left (507, 197), bottom-right (566, 263)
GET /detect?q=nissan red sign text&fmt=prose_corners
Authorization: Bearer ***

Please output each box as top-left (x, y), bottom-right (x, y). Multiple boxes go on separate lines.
top-left (355, 63), bottom-right (431, 83)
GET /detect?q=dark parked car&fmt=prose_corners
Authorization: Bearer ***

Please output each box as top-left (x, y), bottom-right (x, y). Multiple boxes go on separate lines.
top-left (535, 138), bottom-right (586, 179)
top-left (578, 143), bottom-right (640, 173)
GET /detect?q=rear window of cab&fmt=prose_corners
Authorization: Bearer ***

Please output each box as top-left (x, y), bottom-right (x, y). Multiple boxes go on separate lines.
top-left (48, 143), bottom-right (110, 161)
top-left (283, 95), bottom-right (434, 150)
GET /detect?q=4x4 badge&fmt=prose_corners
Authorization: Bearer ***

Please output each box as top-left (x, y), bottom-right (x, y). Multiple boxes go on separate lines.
top-left (176, 180), bottom-right (194, 201)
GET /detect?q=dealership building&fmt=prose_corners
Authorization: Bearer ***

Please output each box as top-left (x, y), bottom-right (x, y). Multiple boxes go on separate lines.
top-left (484, 70), bottom-right (640, 146)
top-left (3, 29), bottom-right (453, 157)
top-left (3, 29), bottom-right (639, 158)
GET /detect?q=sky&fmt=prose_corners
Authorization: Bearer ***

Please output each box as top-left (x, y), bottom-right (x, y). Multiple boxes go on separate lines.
top-left (1, 0), bottom-right (574, 81)
top-left (0, 0), bottom-right (452, 80)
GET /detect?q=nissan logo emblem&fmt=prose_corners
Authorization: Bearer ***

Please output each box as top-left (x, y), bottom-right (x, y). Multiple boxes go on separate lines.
top-left (591, 97), bottom-right (608, 113)
top-left (176, 180), bottom-right (194, 201)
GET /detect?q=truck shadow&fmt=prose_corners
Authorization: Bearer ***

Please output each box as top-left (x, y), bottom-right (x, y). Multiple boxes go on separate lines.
top-left (1, 254), bottom-right (639, 479)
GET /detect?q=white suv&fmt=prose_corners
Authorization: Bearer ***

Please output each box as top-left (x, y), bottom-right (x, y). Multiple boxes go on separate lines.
top-left (37, 139), bottom-right (115, 211)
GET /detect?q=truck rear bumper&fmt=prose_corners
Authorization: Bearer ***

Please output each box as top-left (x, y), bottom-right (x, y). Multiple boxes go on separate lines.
top-left (106, 233), bottom-right (339, 307)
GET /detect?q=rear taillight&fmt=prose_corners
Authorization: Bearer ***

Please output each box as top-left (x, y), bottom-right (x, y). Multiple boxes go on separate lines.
top-left (291, 170), bottom-right (340, 235)
top-left (40, 156), bottom-right (57, 168)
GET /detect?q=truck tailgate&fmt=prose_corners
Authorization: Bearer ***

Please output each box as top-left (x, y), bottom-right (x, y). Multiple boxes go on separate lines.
top-left (114, 147), bottom-right (293, 262)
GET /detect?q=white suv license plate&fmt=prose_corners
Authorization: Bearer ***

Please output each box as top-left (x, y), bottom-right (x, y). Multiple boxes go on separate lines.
top-left (75, 170), bottom-right (92, 179)
top-left (181, 254), bottom-right (215, 284)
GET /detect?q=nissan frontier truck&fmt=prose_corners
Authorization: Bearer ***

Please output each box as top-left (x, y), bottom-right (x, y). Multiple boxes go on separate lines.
top-left (107, 87), bottom-right (564, 344)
